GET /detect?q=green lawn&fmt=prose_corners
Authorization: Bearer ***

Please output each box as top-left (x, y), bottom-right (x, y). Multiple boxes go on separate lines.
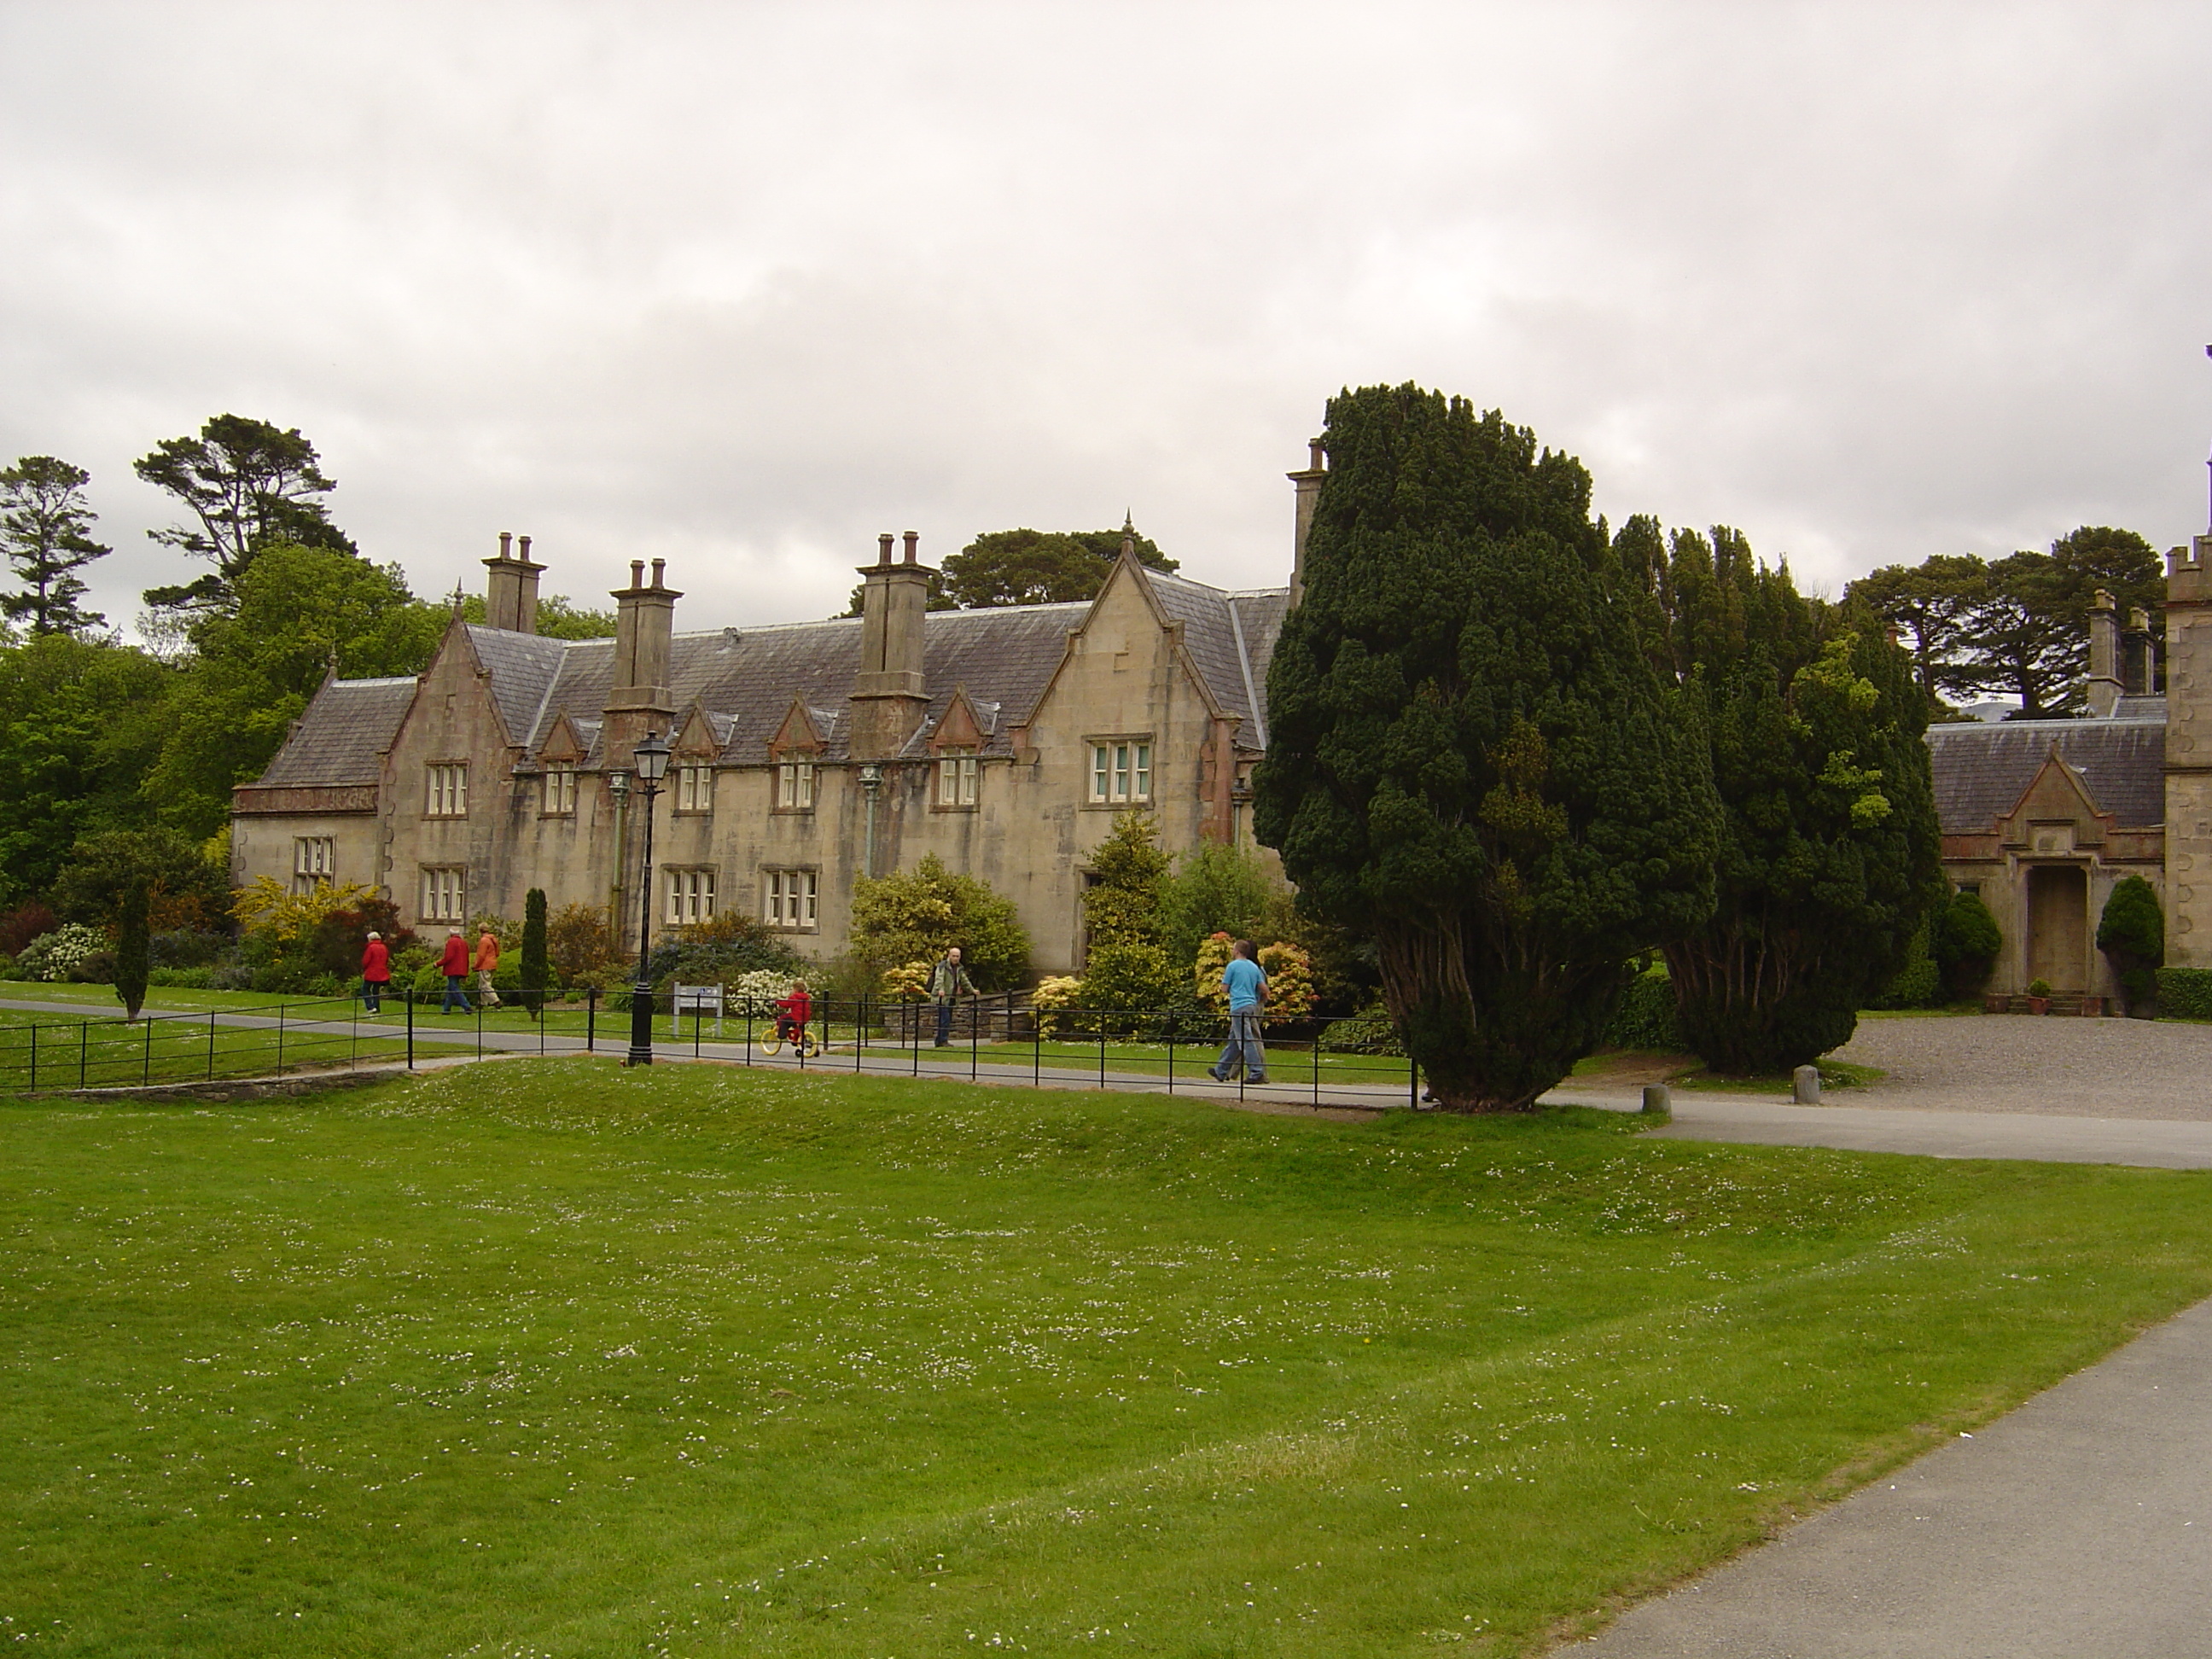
top-left (5, 1063), bottom-right (2212, 1656)
top-left (0, 1004), bottom-right (476, 1091)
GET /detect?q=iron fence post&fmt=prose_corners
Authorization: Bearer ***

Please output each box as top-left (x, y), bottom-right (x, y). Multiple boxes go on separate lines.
top-left (79, 1020), bottom-right (88, 1087)
top-left (406, 990), bottom-right (415, 1071)
top-left (207, 1010), bottom-right (216, 1080)
top-left (585, 987), bottom-right (596, 1053)
top-left (143, 1016), bottom-right (152, 1086)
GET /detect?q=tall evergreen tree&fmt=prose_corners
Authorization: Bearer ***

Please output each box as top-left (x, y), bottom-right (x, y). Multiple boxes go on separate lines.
top-left (0, 456), bottom-right (109, 635)
top-left (114, 881), bottom-right (150, 1021)
top-left (1254, 384), bottom-right (1721, 1112)
top-left (136, 414), bottom-right (352, 612)
top-left (520, 888), bottom-right (550, 1020)
top-left (1629, 526), bottom-right (1946, 1073)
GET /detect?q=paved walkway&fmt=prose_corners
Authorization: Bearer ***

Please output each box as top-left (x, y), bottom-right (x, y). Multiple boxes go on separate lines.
top-left (1563, 1295), bottom-right (2212, 1657)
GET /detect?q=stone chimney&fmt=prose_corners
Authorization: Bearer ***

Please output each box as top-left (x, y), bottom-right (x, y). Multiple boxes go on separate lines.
top-left (1287, 439), bottom-right (1325, 607)
top-left (2087, 588), bottom-right (2122, 718)
top-left (482, 531), bottom-right (545, 634)
top-left (849, 530), bottom-right (932, 760)
top-left (604, 557), bottom-right (683, 766)
top-left (2124, 604), bottom-right (2156, 696)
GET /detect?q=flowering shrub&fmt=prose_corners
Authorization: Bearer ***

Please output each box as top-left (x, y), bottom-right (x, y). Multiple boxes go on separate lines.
top-left (232, 876), bottom-right (384, 944)
top-left (1192, 931), bottom-right (1316, 1024)
top-left (726, 969), bottom-right (798, 1018)
top-left (15, 923), bottom-right (112, 983)
top-left (881, 960), bottom-right (933, 1001)
top-left (1029, 974), bottom-right (1083, 1037)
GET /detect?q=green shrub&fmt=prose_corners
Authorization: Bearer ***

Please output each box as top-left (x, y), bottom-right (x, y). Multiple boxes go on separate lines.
top-left (849, 854), bottom-right (1029, 990)
top-left (1866, 922), bottom-right (1944, 1010)
top-left (15, 923), bottom-right (109, 982)
top-left (1931, 889), bottom-right (2001, 998)
top-left (519, 888), bottom-right (550, 1019)
top-left (1315, 1004), bottom-right (1406, 1056)
top-left (2026, 977), bottom-right (2053, 999)
top-left (1602, 964), bottom-right (1686, 1052)
top-left (114, 882), bottom-right (150, 1019)
top-left (2098, 876), bottom-right (2163, 1016)
top-left (2156, 967), bottom-right (2212, 1021)
top-left (147, 966), bottom-right (214, 988)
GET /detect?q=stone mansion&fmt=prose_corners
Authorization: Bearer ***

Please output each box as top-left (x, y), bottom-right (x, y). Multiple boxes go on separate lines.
top-left (233, 439), bottom-right (2212, 1007)
top-left (230, 457), bottom-right (1328, 974)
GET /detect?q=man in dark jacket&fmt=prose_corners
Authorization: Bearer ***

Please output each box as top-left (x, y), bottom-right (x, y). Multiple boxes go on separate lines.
top-left (928, 946), bottom-right (977, 1046)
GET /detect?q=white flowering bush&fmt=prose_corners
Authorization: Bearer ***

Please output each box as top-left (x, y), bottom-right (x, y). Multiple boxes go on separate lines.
top-left (15, 923), bottom-right (111, 983)
top-left (725, 969), bottom-right (798, 1017)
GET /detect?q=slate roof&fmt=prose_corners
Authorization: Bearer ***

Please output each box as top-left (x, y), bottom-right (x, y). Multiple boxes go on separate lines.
top-left (1927, 717), bottom-right (2166, 833)
top-left (253, 678), bottom-right (417, 787)
top-left (252, 565), bottom-right (1294, 786)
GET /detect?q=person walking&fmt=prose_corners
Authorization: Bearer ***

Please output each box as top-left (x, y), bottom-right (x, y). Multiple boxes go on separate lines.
top-left (474, 925), bottom-right (504, 1010)
top-left (439, 927), bottom-right (473, 1014)
top-left (1208, 939), bottom-right (1269, 1086)
top-left (929, 946), bottom-right (978, 1046)
top-left (361, 929), bottom-right (390, 1014)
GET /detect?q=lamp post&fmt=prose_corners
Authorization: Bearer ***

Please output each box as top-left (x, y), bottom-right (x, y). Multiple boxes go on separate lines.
top-left (623, 731), bottom-right (672, 1066)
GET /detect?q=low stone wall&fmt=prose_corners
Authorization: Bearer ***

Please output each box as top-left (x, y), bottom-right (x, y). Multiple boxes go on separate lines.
top-left (34, 1066), bottom-right (410, 1105)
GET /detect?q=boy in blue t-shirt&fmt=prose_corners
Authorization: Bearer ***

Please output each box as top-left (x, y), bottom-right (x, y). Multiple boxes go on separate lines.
top-left (1208, 940), bottom-right (1269, 1086)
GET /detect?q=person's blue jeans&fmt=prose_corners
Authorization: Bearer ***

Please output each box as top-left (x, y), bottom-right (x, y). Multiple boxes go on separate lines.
top-left (934, 998), bottom-right (954, 1045)
top-left (1213, 1009), bottom-right (1266, 1082)
top-left (363, 977), bottom-right (386, 1014)
top-left (442, 974), bottom-right (472, 1013)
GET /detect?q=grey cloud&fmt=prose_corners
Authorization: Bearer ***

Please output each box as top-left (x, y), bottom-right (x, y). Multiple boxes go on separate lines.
top-left (2, 3), bottom-right (2208, 635)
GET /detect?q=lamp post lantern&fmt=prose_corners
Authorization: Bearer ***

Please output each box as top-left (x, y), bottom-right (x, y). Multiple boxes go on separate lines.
top-left (623, 731), bottom-right (672, 1066)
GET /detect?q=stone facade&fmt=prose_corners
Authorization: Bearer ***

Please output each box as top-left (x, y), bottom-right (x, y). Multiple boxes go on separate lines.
top-left (233, 493), bottom-right (1297, 975)
top-left (1926, 532), bottom-right (2212, 1000)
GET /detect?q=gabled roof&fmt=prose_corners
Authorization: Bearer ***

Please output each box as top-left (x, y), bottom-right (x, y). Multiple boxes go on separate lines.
top-left (255, 677), bottom-right (416, 787)
top-left (1927, 716), bottom-right (2166, 833)
top-left (250, 566), bottom-right (1295, 787)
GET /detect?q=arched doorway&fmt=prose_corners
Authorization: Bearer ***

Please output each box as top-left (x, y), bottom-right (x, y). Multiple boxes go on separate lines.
top-left (2026, 864), bottom-right (2089, 992)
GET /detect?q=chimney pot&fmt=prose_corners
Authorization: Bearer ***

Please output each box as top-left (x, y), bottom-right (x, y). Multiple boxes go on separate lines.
top-left (498, 531), bottom-right (513, 561)
top-left (630, 559), bottom-right (646, 587)
top-left (1308, 440), bottom-right (1324, 470)
top-left (650, 557), bottom-right (666, 587)
top-left (902, 531), bottom-right (919, 564)
top-left (518, 534), bottom-right (532, 562)
top-left (878, 533), bottom-right (895, 565)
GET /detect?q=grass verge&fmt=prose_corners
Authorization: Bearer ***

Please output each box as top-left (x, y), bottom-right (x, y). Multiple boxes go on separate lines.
top-left (4, 1062), bottom-right (2211, 1656)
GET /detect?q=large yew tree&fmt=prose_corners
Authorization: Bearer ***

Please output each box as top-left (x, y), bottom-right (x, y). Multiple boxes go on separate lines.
top-left (1620, 520), bottom-right (1945, 1072)
top-left (1254, 385), bottom-right (1720, 1111)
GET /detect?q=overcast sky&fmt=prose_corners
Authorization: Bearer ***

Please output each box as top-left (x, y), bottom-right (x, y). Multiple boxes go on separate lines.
top-left (4, 2), bottom-right (2209, 635)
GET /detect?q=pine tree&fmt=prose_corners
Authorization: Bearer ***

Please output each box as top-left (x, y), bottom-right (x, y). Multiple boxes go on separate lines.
top-left (520, 888), bottom-right (550, 1020)
top-left (1, 457), bottom-right (109, 636)
top-left (1633, 527), bottom-right (1946, 1073)
top-left (1254, 384), bottom-right (1722, 1111)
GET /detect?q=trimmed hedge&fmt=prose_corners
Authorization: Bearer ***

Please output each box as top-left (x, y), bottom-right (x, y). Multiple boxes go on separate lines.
top-left (2156, 967), bottom-right (2212, 1021)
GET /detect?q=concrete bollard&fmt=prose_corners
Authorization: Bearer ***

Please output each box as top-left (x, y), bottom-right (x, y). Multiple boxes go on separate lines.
top-left (1792, 1064), bottom-right (1821, 1105)
top-left (1641, 1083), bottom-right (1671, 1115)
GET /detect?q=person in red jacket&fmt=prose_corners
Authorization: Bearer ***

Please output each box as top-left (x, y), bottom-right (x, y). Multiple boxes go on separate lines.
top-left (439, 928), bottom-right (472, 1013)
top-left (361, 930), bottom-right (390, 1014)
top-left (774, 981), bottom-right (812, 1045)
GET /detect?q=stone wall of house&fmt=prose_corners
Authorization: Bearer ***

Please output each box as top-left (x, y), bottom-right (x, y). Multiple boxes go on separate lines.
top-left (2165, 534), bottom-right (2212, 969)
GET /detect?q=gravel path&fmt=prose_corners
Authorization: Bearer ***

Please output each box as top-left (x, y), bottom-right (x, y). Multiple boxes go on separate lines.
top-left (1829, 1013), bottom-right (2212, 1121)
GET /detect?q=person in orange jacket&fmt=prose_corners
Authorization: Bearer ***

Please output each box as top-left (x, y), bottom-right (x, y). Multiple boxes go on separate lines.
top-left (361, 929), bottom-right (390, 1014)
top-left (439, 928), bottom-right (472, 1013)
top-left (474, 926), bottom-right (503, 1010)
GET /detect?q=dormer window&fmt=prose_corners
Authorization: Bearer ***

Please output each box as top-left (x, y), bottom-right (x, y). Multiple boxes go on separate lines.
top-left (542, 766), bottom-right (578, 817)
top-left (777, 760), bottom-right (816, 811)
top-left (937, 748), bottom-right (978, 808)
top-left (674, 763), bottom-right (713, 814)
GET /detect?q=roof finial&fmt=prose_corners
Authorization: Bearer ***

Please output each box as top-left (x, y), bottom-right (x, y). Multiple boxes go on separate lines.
top-left (448, 581), bottom-right (466, 615)
top-left (1121, 510), bottom-right (1136, 559)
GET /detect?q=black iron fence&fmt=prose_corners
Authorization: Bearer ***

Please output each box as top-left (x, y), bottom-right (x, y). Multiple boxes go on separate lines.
top-left (0, 987), bottom-right (1423, 1109)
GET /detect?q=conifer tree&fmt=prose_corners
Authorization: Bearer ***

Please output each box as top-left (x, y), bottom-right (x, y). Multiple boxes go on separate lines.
top-left (1622, 526), bottom-right (1946, 1072)
top-left (1254, 384), bottom-right (1721, 1111)
top-left (114, 881), bottom-right (150, 1021)
top-left (1, 456), bottom-right (109, 636)
top-left (520, 888), bottom-right (550, 1020)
